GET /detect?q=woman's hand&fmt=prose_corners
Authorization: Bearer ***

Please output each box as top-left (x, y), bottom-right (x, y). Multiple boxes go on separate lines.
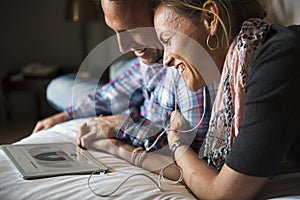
top-left (168, 110), bottom-right (195, 147)
top-left (77, 114), bottom-right (127, 148)
top-left (32, 112), bottom-right (69, 134)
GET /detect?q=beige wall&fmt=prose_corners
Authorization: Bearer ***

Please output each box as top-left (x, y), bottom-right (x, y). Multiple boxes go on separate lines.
top-left (265, 0), bottom-right (300, 25)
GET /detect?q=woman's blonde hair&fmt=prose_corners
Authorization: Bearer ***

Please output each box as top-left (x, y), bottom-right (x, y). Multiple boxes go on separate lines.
top-left (157, 0), bottom-right (267, 47)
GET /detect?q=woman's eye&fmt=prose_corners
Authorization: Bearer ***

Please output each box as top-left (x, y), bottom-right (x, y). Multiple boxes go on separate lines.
top-left (161, 37), bottom-right (171, 45)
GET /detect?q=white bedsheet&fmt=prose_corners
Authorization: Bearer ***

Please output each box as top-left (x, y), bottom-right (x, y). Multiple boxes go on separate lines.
top-left (0, 118), bottom-right (299, 200)
top-left (0, 118), bottom-right (197, 200)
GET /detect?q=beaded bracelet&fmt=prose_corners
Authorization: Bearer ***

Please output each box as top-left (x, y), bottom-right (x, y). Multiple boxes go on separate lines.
top-left (136, 150), bottom-right (146, 167)
top-left (131, 146), bottom-right (144, 166)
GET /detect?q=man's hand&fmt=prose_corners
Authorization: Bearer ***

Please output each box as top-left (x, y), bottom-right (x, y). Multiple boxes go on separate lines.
top-left (32, 112), bottom-right (69, 134)
top-left (77, 114), bottom-right (127, 148)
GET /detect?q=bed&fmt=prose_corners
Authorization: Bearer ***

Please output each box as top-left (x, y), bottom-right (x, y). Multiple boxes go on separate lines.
top-left (1, 118), bottom-right (299, 200)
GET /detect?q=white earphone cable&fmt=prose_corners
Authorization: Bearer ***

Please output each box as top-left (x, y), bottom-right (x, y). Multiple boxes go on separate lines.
top-left (87, 70), bottom-right (206, 197)
top-left (145, 70), bottom-right (207, 151)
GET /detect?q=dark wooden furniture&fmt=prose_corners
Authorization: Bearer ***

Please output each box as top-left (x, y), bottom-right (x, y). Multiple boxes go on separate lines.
top-left (2, 72), bottom-right (56, 121)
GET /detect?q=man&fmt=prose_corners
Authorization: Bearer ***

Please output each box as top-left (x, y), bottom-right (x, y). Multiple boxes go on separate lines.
top-left (33, 0), bottom-right (212, 155)
top-left (33, 0), bottom-right (161, 132)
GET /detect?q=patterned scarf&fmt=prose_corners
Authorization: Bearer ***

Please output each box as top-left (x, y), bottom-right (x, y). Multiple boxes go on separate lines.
top-left (202, 18), bottom-right (270, 170)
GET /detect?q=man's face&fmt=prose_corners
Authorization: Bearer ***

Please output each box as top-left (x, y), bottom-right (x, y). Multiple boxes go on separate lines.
top-left (101, 0), bottom-right (163, 64)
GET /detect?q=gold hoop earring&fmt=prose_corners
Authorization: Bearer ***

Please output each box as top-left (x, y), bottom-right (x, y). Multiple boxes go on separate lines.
top-left (206, 34), bottom-right (219, 51)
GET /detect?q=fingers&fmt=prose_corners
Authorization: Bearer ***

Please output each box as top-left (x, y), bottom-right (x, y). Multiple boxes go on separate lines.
top-left (168, 110), bottom-right (196, 147)
top-left (77, 123), bottom-right (92, 148)
top-left (79, 134), bottom-right (93, 149)
top-left (171, 110), bottom-right (181, 118)
top-left (77, 122), bottom-right (105, 148)
top-left (32, 113), bottom-right (68, 134)
top-left (77, 115), bottom-right (123, 148)
top-left (32, 122), bottom-right (43, 134)
top-left (32, 121), bottom-right (51, 134)
top-left (78, 123), bottom-right (89, 138)
top-left (77, 123), bottom-right (86, 146)
top-left (170, 110), bottom-right (190, 130)
top-left (170, 110), bottom-right (182, 124)
top-left (91, 117), bottom-right (118, 138)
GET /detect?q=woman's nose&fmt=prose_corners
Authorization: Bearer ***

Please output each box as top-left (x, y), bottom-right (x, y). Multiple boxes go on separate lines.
top-left (163, 51), bottom-right (174, 67)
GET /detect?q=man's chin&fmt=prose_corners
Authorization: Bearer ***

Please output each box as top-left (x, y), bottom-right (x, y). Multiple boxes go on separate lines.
top-left (141, 58), bottom-right (155, 65)
top-left (137, 49), bottom-right (162, 65)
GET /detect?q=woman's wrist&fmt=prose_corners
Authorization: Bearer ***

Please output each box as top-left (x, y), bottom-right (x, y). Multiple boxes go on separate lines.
top-left (170, 140), bottom-right (188, 163)
top-left (168, 131), bottom-right (180, 148)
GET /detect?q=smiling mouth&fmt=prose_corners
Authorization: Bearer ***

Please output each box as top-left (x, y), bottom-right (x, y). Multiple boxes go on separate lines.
top-left (176, 64), bottom-right (186, 75)
top-left (134, 48), bottom-right (146, 54)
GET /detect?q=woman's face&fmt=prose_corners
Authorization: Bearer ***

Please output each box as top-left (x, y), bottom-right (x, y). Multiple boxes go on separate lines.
top-left (154, 4), bottom-right (209, 91)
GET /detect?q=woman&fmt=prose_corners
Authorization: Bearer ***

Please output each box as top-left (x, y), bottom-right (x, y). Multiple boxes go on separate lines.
top-left (154, 0), bottom-right (300, 199)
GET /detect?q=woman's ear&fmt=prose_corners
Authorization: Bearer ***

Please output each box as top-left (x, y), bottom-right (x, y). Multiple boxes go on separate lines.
top-left (202, 0), bottom-right (220, 35)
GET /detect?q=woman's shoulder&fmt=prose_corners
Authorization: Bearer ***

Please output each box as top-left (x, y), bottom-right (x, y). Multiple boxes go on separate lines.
top-left (253, 24), bottom-right (300, 67)
top-left (265, 24), bottom-right (300, 48)
top-left (249, 23), bottom-right (299, 94)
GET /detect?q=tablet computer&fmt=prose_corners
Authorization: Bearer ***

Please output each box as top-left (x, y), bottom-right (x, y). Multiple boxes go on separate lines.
top-left (1, 142), bottom-right (108, 179)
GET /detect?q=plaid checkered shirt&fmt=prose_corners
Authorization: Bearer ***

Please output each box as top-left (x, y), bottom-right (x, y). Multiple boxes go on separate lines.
top-left (66, 58), bottom-right (217, 154)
